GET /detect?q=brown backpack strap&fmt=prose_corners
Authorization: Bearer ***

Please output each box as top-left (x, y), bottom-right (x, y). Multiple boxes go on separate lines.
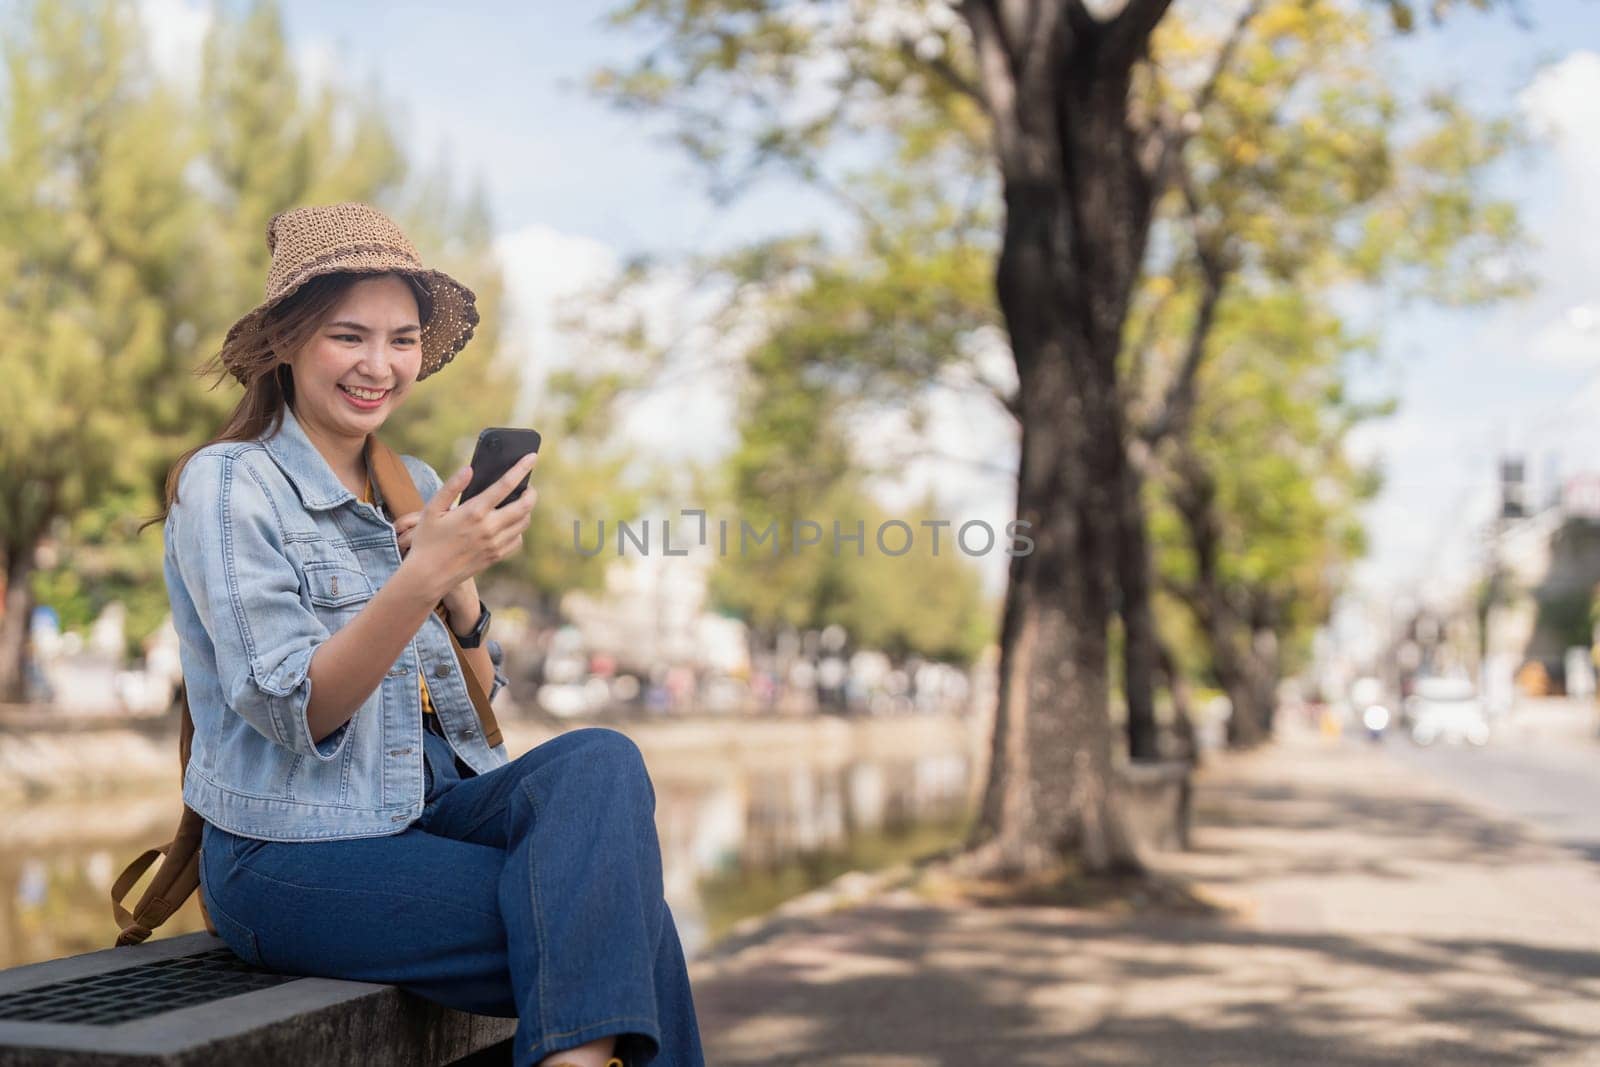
top-left (111, 684), bottom-right (216, 946)
top-left (368, 436), bottom-right (504, 748)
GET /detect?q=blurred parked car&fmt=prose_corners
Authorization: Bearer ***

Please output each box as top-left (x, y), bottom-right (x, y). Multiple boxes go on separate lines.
top-left (1405, 677), bottom-right (1490, 747)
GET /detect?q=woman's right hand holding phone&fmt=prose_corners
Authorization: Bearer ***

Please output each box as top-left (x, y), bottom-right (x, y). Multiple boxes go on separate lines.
top-left (405, 453), bottom-right (539, 601)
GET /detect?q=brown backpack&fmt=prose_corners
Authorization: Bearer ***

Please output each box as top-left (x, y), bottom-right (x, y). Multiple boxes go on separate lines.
top-left (111, 435), bottom-right (503, 947)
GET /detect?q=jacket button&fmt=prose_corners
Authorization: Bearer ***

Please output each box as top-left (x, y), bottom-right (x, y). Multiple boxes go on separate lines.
top-left (432, 663), bottom-right (452, 679)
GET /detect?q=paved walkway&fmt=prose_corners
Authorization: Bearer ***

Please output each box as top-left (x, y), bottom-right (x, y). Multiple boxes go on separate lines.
top-left (687, 734), bottom-right (1600, 1065)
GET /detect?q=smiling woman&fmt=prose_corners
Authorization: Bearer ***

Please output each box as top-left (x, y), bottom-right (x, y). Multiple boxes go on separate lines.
top-left (126, 203), bottom-right (704, 1067)
top-left (279, 274), bottom-right (427, 491)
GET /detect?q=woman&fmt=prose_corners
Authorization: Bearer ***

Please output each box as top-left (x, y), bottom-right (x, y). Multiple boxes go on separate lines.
top-left (147, 203), bottom-right (703, 1067)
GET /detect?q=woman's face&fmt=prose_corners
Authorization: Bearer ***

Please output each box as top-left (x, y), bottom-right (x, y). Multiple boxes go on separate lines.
top-left (283, 273), bottom-right (423, 448)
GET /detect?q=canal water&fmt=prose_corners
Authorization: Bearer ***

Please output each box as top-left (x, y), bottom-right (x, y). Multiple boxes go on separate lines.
top-left (0, 712), bottom-right (984, 968)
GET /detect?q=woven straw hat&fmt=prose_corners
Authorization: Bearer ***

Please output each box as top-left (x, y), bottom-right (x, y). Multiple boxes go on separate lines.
top-left (220, 202), bottom-right (478, 385)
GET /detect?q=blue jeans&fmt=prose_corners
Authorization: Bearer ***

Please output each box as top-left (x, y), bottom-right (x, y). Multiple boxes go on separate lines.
top-left (199, 726), bottom-right (705, 1066)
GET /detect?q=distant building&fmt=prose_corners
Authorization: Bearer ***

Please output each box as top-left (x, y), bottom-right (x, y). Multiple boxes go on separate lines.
top-left (560, 540), bottom-right (749, 675)
top-left (1482, 466), bottom-right (1600, 692)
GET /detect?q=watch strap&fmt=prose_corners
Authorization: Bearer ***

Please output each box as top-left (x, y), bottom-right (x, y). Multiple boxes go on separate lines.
top-left (452, 598), bottom-right (491, 648)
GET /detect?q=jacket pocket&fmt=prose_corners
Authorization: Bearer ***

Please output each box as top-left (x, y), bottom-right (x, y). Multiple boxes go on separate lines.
top-left (303, 560), bottom-right (374, 610)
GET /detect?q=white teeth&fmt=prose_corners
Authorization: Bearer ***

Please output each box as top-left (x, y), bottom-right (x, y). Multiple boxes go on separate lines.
top-left (341, 386), bottom-right (388, 400)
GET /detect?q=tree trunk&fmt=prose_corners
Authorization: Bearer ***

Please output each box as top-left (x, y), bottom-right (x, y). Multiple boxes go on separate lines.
top-left (1213, 604), bottom-right (1283, 747)
top-left (1218, 642), bottom-right (1268, 748)
top-left (1196, 601), bottom-right (1265, 748)
top-left (1246, 621), bottom-right (1282, 739)
top-left (1118, 447), bottom-right (1160, 761)
top-left (1212, 631), bottom-right (1279, 747)
top-left (969, 350), bottom-right (1139, 875)
top-left (961, 3), bottom-right (1175, 878)
top-left (1154, 633), bottom-right (1200, 766)
top-left (1169, 444), bottom-right (1274, 748)
top-left (0, 546), bottom-right (37, 704)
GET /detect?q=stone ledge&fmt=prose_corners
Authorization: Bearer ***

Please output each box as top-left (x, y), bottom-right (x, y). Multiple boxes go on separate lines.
top-left (0, 933), bottom-right (514, 1066)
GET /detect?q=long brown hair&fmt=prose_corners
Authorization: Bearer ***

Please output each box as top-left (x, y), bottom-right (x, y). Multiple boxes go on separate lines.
top-left (138, 271), bottom-right (433, 535)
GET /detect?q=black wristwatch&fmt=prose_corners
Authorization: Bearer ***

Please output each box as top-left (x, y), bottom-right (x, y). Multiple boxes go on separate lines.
top-left (449, 598), bottom-right (492, 649)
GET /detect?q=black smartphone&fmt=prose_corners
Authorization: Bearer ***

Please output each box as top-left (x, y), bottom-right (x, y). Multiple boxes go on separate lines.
top-left (459, 427), bottom-right (541, 509)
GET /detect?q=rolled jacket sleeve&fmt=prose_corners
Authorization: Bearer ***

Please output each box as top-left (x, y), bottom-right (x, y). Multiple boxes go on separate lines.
top-left (173, 453), bottom-right (351, 762)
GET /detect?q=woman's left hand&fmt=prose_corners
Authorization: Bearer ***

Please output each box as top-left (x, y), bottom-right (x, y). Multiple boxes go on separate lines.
top-left (396, 509), bottom-right (475, 612)
top-left (395, 509), bottom-right (422, 555)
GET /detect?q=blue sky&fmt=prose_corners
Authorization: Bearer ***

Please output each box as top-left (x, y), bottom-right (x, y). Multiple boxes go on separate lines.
top-left (140, 0), bottom-right (1600, 607)
top-left (1342, 1), bottom-right (1600, 597)
top-left (274, 2), bottom-right (845, 254)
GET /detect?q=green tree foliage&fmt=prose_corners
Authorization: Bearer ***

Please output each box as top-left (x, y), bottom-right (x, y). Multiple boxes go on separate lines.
top-left (504, 310), bottom-right (651, 609)
top-left (375, 182), bottom-right (520, 522)
top-left (592, 0), bottom-right (1526, 872)
top-left (1377, 0), bottom-right (1510, 33)
top-left (709, 302), bottom-right (861, 639)
top-left (1, 0), bottom-right (638, 691)
top-left (193, 2), bottom-right (521, 519)
top-left (1123, 1), bottom-right (1524, 742)
top-left (824, 490), bottom-right (996, 665)
top-left (600, 0), bottom-right (1205, 875)
top-left (1147, 292), bottom-right (1379, 669)
top-left (511, 257), bottom-right (742, 609)
top-left (4, 0), bottom-right (482, 671)
top-left (694, 220), bottom-right (998, 665)
top-left (0, 0), bottom-right (207, 688)
top-left (193, 4), bottom-right (656, 615)
top-left (197, 1), bottom-right (402, 327)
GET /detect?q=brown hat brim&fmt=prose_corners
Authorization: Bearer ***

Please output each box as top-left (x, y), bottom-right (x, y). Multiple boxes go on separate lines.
top-left (222, 256), bottom-right (479, 386)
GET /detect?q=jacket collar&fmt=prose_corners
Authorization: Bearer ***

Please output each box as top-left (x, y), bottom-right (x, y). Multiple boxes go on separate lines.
top-left (261, 403), bottom-right (377, 512)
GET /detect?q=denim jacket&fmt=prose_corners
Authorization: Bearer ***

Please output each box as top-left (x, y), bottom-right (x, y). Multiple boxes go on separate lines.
top-left (165, 403), bottom-right (510, 841)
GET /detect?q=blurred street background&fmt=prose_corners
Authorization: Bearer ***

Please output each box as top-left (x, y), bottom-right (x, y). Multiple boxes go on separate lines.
top-left (3, 1), bottom-right (1600, 1060)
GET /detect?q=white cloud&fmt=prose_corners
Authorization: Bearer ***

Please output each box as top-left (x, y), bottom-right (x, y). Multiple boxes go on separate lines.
top-left (848, 332), bottom-right (1020, 598)
top-left (590, 263), bottom-right (746, 470)
top-left (1522, 312), bottom-right (1600, 367)
top-left (136, 0), bottom-right (211, 94)
top-left (1351, 49), bottom-right (1600, 599)
top-left (1345, 411), bottom-right (1423, 470)
top-left (493, 219), bottom-right (1018, 585)
top-left (495, 222), bottom-right (620, 410)
top-left (1513, 51), bottom-right (1600, 366)
top-left (1520, 51), bottom-right (1600, 180)
top-left (494, 223), bottom-right (740, 467)
top-left (293, 38), bottom-right (340, 102)
top-left (137, 0), bottom-right (341, 106)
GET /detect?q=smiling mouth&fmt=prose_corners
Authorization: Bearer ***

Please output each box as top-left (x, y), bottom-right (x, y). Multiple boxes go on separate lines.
top-left (339, 385), bottom-right (391, 401)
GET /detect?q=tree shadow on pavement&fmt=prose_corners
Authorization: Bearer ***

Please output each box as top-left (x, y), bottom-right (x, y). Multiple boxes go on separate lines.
top-left (690, 742), bottom-right (1600, 1065)
top-left (691, 901), bottom-right (1600, 1066)
top-left (1164, 757), bottom-right (1564, 896)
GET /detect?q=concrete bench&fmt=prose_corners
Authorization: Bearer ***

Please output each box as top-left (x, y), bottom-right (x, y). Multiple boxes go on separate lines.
top-left (0, 933), bottom-right (515, 1066)
top-left (1115, 759), bottom-right (1193, 854)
